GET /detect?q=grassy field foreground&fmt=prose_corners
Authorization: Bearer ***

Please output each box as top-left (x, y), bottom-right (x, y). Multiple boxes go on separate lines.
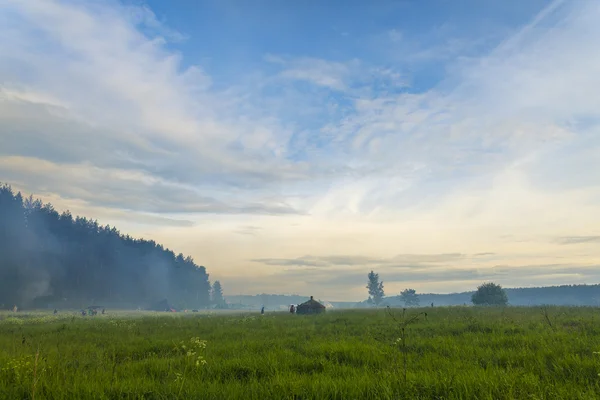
top-left (1, 307), bottom-right (600, 399)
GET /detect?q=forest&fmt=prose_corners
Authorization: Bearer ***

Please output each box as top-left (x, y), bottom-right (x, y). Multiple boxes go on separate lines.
top-left (0, 184), bottom-right (211, 310)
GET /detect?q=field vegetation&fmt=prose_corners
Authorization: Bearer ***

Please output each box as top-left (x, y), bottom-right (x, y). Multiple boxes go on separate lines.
top-left (1, 307), bottom-right (599, 399)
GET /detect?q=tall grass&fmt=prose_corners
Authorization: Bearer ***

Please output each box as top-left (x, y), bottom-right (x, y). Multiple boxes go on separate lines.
top-left (1, 307), bottom-right (599, 399)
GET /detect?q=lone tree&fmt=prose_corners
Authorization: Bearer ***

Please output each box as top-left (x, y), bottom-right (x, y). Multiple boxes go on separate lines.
top-left (400, 288), bottom-right (420, 307)
top-left (211, 281), bottom-right (225, 308)
top-left (471, 282), bottom-right (508, 306)
top-left (366, 270), bottom-right (385, 306)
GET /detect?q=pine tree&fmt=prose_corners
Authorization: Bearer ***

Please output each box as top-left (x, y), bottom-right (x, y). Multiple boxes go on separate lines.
top-left (211, 280), bottom-right (225, 308)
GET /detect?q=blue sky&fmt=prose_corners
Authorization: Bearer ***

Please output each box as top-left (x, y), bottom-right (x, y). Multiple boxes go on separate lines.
top-left (1, 0), bottom-right (599, 300)
top-left (142, 0), bottom-right (550, 91)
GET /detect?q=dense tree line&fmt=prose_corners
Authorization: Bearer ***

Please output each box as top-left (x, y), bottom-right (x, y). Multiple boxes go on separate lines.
top-left (0, 184), bottom-right (211, 310)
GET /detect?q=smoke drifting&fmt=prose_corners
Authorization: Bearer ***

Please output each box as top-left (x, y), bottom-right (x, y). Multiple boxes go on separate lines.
top-left (0, 184), bottom-right (211, 310)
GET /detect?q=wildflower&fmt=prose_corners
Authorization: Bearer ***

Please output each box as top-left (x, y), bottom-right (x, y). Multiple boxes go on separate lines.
top-left (174, 372), bottom-right (183, 382)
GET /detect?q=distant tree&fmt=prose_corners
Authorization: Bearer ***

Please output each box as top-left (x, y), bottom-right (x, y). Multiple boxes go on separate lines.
top-left (211, 281), bottom-right (225, 307)
top-left (400, 288), bottom-right (420, 307)
top-left (471, 282), bottom-right (508, 306)
top-left (366, 270), bottom-right (385, 306)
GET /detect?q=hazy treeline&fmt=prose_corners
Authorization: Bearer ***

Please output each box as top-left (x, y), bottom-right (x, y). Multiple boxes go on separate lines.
top-left (505, 284), bottom-right (600, 306)
top-left (242, 284), bottom-right (600, 309)
top-left (0, 184), bottom-right (211, 310)
top-left (385, 284), bottom-right (600, 307)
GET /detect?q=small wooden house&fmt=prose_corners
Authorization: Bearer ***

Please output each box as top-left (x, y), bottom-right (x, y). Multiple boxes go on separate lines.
top-left (296, 296), bottom-right (326, 315)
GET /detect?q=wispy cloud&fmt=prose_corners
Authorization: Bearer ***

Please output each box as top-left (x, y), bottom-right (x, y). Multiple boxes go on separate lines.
top-left (265, 55), bottom-right (354, 91)
top-left (556, 236), bottom-right (600, 245)
top-left (234, 226), bottom-right (263, 236)
top-left (264, 54), bottom-right (407, 94)
top-left (0, 0), bottom-right (311, 216)
top-left (253, 252), bottom-right (492, 268)
top-left (122, 3), bottom-right (189, 43)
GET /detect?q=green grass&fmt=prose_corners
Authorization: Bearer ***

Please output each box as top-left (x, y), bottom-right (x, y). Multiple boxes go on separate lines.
top-left (1, 307), bottom-right (600, 399)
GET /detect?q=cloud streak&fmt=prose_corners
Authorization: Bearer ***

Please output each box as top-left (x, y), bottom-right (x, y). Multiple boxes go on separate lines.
top-left (252, 253), bottom-right (486, 268)
top-left (555, 236), bottom-right (600, 245)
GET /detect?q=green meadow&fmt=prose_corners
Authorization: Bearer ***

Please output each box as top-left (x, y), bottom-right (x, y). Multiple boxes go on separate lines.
top-left (1, 307), bottom-right (599, 399)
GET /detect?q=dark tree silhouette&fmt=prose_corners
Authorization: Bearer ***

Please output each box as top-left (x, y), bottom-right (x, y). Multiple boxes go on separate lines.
top-left (211, 280), bottom-right (225, 308)
top-left (471, 282), bottom-right (508, 306)
top-left (0, 184), bottom-right (211, 310)
top-left (366, 270), bottom-right (385, 306)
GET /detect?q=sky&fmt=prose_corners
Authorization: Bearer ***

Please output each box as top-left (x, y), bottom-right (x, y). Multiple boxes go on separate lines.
top-left (1, 0), bottom-right (599, 301)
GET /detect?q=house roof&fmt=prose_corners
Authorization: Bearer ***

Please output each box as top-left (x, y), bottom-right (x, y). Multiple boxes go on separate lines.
top-left (297, 296), bottom-right (326, 309)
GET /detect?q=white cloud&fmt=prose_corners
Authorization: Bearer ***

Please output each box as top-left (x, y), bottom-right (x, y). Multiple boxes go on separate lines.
top-left (264, 54), bottom-right (407, 95)
top-left (0, 0), bottom-right (316, 206)
top-left (265, 55), bottom-right (353, 91)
